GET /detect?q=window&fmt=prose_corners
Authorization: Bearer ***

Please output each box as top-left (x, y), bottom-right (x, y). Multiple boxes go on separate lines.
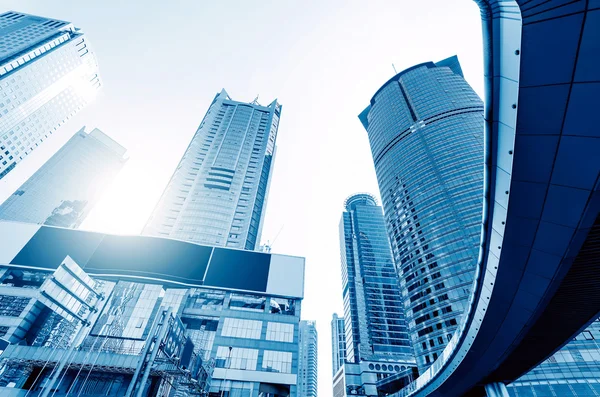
top-left (583, 331), bottom-right (594, 340)
top-left (262, 350), bottom-right (292, 373)
top-left (0, 295), bottom-right (30, 317)
top-left (186, 289), bottom-right (225, 311)
top-left (221, 318), bottom-right (262, 339)
top-left (269, 297), bottom-right (295, 316)
top-left (229, 293), bottom-right (265, 312)
top-left (266, 322), bottom-right (294, 343)
top-left (216, 346), bottom-right (258, 370)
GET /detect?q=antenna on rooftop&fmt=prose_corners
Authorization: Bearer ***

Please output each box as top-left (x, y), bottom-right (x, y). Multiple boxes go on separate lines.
top-left (261, 224), bottom-right (284, 253)
top-left (392, 63), bottom-right (398, 74)
top-left (251, 95), bottom-right (260, 105)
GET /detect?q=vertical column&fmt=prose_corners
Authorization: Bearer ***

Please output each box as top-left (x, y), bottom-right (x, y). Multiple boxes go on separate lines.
top-left (484, 382), bottom-right (509, 397)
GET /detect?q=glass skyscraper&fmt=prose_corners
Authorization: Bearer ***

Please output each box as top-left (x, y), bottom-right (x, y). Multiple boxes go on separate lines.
top-left (340, 193), bottom-right (414, 363)
top-left (0, 127), bottom-right (126, 228)
top-left (359, 56), bottom-right (484, 372)
top-left (336, 193), bottom-right (415, 397)
top-left (143, 89), bottom-right (281, 250)
top-left (0, 11), bottom-right (101, 180)
top-left (298, 320), bottom-right (318, 397)
top-left (331, 313), bottom-right (346, 376)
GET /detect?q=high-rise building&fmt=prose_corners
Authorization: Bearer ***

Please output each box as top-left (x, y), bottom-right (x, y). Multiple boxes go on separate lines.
top-left (331, 313), bottom-right (346, 376)
top-left (0, 221), bottom-right (305, 397)
top-left (336, 193), bottom-right (416, 396)
top-left (0, 11), bottom-right (101, 180)
top-left (359, 56), bottom-right (484, 372)
top-left (298, 320), bottom-right (318, 397)
top-left (0, 127), bottom-right (126, 228)
top-left (143, 89), bottom-right (281, 250)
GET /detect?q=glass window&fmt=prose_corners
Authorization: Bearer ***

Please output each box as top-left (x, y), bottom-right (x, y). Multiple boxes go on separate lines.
top-left (262, 350), bottom-right (292, 373)
top-left (229, 293), bottom-right (265, 312)
top-left (266, 322), bottom-right (294, 343)
top-left (186, 288), bottom-right (225, 311)
top-left (0, 294), bottom-right (30, 316)
top-left (216, 346), bottom-right (258, 370)
top-left (221, 318), bottom-right (262, 339)
top-left (269, 297), bottom-right (295, 315)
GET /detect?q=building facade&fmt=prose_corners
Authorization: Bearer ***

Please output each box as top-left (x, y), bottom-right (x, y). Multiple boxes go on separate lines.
top-left (506, 320), bottom-right (600, 396)
top-left (0, 127), bottom-right (126, 228)
top-left (331, 313), bottom-right (346, 376)
top-left (143, 89), bottom-right (281, 250)
top-left (359, 56), bottom-right (484, 372)
top-left (0, 222), bottom-right (304, 397)
top-left (337, 193), bottom-right (416, 396)
top-left (298, 320), bottom-right (318, 397)
top-left (0, 11), bottom-right (101, 180)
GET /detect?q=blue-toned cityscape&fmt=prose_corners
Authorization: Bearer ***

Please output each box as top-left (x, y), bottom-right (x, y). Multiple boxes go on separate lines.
top-left (0, 2), bottom-right (599, 397)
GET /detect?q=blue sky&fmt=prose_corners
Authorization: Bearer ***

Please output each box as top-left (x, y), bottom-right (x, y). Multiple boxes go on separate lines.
top-left (0, 1), bottom-right (484, 395)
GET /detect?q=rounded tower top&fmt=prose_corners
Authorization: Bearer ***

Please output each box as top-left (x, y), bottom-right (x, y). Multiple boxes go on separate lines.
top-left (344, 193), bottom-right (378, 211)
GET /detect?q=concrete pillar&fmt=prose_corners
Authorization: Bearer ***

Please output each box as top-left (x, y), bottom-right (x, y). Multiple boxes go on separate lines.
top-left (484, 382), bottom-right (510, 397)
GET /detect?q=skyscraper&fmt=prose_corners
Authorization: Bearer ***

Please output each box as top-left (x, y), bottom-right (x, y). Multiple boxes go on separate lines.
top-left (359, 56), bottom-right (484, 372)
top-left (335, 193), bottom-right (416, 396)
top-left (0, 127), bottom-right (126, 228)
top-left (340, 193), bottom-right (414, 363)
top-left (0, 11), bottom-right (101, 180)
top-left (298, 320), bottom-right (318, 397)
top-left (331, 313), bottom-right (346, 376)
top-left (143, 89), bottom-right (281, 250)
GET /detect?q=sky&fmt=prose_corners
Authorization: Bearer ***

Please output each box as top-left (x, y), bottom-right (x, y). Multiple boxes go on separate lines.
top-left (1, 1), bottom-right (484, 395)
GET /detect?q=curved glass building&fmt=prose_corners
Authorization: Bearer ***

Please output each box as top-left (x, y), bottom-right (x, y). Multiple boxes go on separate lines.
top-left (359, 56), bottom-right (484, 371)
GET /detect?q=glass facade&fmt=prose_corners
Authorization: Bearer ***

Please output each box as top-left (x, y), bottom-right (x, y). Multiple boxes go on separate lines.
top-left (298, 320), bottom-right (318, 397)
top-left (507, 320), bottom-right (600, 396)
top-left (331, 313), bottom-right (346, 376)
top-left (359, 56), bottom-right (484, 372)
top-left (0, 127), bottom-right (126, 227)
top-left (339, 193), bottom-right (415, 365)
top-left (0, 11), bottom-right (101, 180)
top-left (143, 89), bottom-right (282, 250)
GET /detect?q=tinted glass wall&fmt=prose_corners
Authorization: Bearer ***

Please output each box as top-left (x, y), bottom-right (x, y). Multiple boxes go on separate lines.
top-left (360, 56), bottom-right (484, 371)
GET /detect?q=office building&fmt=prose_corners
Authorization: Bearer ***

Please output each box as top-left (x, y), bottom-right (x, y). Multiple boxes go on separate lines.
top-left (0, 221), bottom-right (304, 397)
top-left (359, 56), bottom-right (484, 372)
top-left (336, 193), bottom-right (416, 396)
top-left (0, 127), bottom-right (126, 228)
top-left (298, 320), bottom-right (318, 397)
top-left (331, 313), bottom-right (346, 376)
top-left (0, 11), bottom-right (101, 180)
top-left (143, 89), bottom-right (281, 250)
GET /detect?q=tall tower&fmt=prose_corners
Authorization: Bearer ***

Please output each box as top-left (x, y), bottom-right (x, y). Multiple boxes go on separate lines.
top-left (339, 193), bottom-right (414, 365)
top-left (143, 89), bottom-right (281, 250)
top-left (298, 320), bottom-right (318, 397)
top-left (359, 56), bottom-right (484, 372)
top-left (0, 127), bottom-right (126, 228)
top-left (331, 313), bottom-right (346, 376)
top-left (0, 11), bottom-right (101, 180)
